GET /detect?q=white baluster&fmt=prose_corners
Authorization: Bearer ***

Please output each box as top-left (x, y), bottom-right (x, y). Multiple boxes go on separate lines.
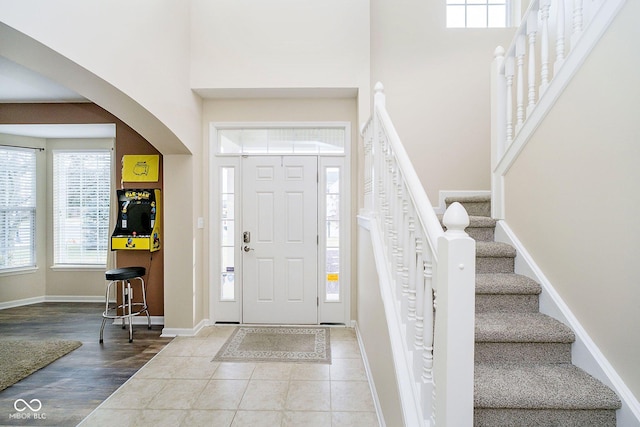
top-left (555, 0), bottom-right (566, 72)
top-left (422, 255), bottom-right (435, 422)
top-left (539, 0), bottom-right (551, 94)
top-left (407, 214), bottom-right (417, 321)
top-left (505, 56), bottom-right (515, 146)
top-left (414, 235), bottom-right (424, 349)
top-left (515, 34), bottom-right (526, 132)
top-left (571, 0), bottom-right (584, 46)
top-left (526, 12), bottom-right (538, 116)
top-left (402, 197), bottom-right (411, 297)
top-left (422, 256), bottom-right (434, 384)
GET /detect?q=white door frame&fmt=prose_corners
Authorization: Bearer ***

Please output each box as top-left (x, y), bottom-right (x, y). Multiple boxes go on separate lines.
top-left (209, 122), bottom-right (351, 325)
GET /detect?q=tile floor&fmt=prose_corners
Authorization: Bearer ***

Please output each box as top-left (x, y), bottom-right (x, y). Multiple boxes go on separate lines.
top-left (79, 326), bottom-right (380, 427)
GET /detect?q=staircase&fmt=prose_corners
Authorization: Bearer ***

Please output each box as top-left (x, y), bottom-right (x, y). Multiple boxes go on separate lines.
top-left (445, 195), bottom-right (622, 427)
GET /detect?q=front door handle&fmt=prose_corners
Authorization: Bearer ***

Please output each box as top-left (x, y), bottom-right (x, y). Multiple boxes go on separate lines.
top-left (243, 245), bottom-right (254, 252)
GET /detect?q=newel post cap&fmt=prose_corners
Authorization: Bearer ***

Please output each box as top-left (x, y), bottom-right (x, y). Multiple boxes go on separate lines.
top-left (443, 202), bottom-right (470, 237)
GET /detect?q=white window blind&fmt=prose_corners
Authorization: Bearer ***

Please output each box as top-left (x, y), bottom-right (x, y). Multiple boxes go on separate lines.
top-left (0, 146), bottom-right (36, 270)
top-left (53, 150), bottom-right (111, 265)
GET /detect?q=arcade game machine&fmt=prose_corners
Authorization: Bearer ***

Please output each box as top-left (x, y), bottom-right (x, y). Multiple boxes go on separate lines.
top-left (111, 189), bottom-right (161, 252)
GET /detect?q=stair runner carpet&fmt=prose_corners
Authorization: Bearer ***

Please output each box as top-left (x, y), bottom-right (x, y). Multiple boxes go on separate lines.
top-left (444, 195), bottom-right (621, 427)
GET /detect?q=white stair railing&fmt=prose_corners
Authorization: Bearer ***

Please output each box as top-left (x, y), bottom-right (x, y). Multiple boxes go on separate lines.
top-left (361, 83), bottom-right (476, 426)
top-left (491, 0), bottom-right (627, 219)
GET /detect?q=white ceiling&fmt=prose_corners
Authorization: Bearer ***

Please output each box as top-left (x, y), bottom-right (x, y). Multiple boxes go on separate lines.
top-left (0, 56), bottom-right (118, 138)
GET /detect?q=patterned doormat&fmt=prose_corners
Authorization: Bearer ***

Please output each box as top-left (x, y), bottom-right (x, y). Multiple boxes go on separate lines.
top-left (213, 326), bottom-right (331, 364)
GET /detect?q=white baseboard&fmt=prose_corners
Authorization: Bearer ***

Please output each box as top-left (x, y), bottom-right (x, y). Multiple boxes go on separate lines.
top-left (161, 318), bottom-right (208, 337)
top-left (354, 320), bottom-right (386, 427)
top-left (495, 220), bottom-right (640, 426)
top-left (45, 295), bottom-right (104, 303)
top-left (0, 296), bottom-right (45, 310)
top-left (0, 295), bottom-right (106, 310)
top-left (435, 190), bottom-right (491, 215)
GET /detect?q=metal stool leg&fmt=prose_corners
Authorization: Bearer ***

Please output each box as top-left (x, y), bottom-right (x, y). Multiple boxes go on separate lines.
top-left (139, 277), bottom-right (151, 329)
top-left (126, 280), bottom-right (133, 343)
top-left (100, 280), bottom-right (115, 343)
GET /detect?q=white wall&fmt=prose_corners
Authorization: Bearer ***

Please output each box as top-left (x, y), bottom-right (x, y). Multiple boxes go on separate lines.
top-left (504, 0), bottom-right (640, 401)
top-left (191, 0), bottom-right (369, 94)
top-left (357, 223), bottom-right (404, 426)
top-left (370, 0), bottom-right (513, 203)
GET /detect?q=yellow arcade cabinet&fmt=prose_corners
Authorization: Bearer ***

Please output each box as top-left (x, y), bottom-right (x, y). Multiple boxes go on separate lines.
top-left (111, 189), bottom-right (161, 252)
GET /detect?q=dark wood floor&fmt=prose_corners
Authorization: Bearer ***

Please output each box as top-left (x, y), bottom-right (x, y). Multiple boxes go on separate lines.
top-left (0, 302), bottom-right (172, 426)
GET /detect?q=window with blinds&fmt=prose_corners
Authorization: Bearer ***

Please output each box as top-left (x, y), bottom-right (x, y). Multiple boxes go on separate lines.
top-left (53, 150), bottom-right (111, 265)
top-left (0, 147), bottom-right (36, 271)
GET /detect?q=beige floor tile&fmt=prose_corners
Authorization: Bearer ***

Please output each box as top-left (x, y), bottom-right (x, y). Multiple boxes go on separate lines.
top-left (81, 409), bottom-right (187, 427)
top-left (286, 380), bottom-right (331, 411)
top-left (192, 379), bottom-right (248, 410)
top-left (179, 409), bottom-right (236, 427)
top-left (100, 378), bottom-right (166, 409)
top-left (134, 355), bottom-right (180, 379)
top-left (331, 340), bottom-right (362, 359)
top-left (332, 411), bottom-right (380, 426)
top-left (290, 363), bottom-right (330, 380)
top-left (251, 362), bottom-right (293, 380)
top-left (196, 325), bottom-right (236, 339)
top-left (330, 327), bottom-right (357, 341)
top-left (147, 379), bottom-right (209, 409)
top-left (283, 411), bottom-right (332, 427)
top-left (331, 381), bottom-right (375, 412)
top-left (135, 409), bottom-right (188, 426)
top-left (330, 358), bottom-right (367, 381)
top-left (231, 410), bottom-right (283, 427)
top-left (136, 356), bottom-right (219, 380)
top-left (239, 380), bottom-right (288, 410)
top-left (79, 408), bottom-right (139, 426)
top-left (192, 337), bottom-right (229, 356)
top-left (213, 362), bottom-right (256, 380)
top-left (159, 337), bottom-right (203, 357)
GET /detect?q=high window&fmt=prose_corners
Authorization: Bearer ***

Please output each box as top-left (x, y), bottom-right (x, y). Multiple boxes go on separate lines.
top-left (0, 147), bottom-right (36, 271)
top-left (53, 150), bottom-right (111, 266)
top-left (446, 0), bottom-right (509, 28)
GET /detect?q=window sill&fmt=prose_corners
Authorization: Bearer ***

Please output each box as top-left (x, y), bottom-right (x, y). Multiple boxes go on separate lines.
top-left (50, 265), bottom-right (106, 272)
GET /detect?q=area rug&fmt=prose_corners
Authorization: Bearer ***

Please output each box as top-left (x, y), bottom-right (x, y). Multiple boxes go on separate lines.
top-left (213, 326), bottom-right (331, 364)
top-left (0, 339), bottom-right (82, 391)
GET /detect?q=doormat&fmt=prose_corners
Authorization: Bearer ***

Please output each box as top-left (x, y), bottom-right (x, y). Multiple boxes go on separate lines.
top-left (213, 326), bottom-right (331, 364)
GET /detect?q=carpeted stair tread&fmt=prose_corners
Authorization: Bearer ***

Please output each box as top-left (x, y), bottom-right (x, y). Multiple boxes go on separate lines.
top-left (476, 241), bottom-right (517, 258)
top-left (439, 215), bottom-right (497, 228)
top-left (445, 195), bottom-right (491, 204)
top-left (476, 313), bottom-right (574, 343)
top-left (475, 363), bottom-right (622, 410)
top-left (476, 273), bottom-right (541, 295)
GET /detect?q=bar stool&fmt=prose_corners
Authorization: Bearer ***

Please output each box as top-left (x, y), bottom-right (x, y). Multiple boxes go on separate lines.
top-left (100, 267), bottom-right (151, 343)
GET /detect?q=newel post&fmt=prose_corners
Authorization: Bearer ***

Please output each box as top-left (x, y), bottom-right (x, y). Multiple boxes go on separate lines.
top-left (433, 202), bottom-right (475, 426)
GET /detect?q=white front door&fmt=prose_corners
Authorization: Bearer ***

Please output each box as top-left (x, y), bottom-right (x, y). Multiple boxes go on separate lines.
top-left (242, 156), bottom-right (318, 324)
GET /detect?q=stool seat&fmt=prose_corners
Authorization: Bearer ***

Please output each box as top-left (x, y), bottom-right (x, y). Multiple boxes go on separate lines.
top-left (105, 267), bottom-right (146, 281)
